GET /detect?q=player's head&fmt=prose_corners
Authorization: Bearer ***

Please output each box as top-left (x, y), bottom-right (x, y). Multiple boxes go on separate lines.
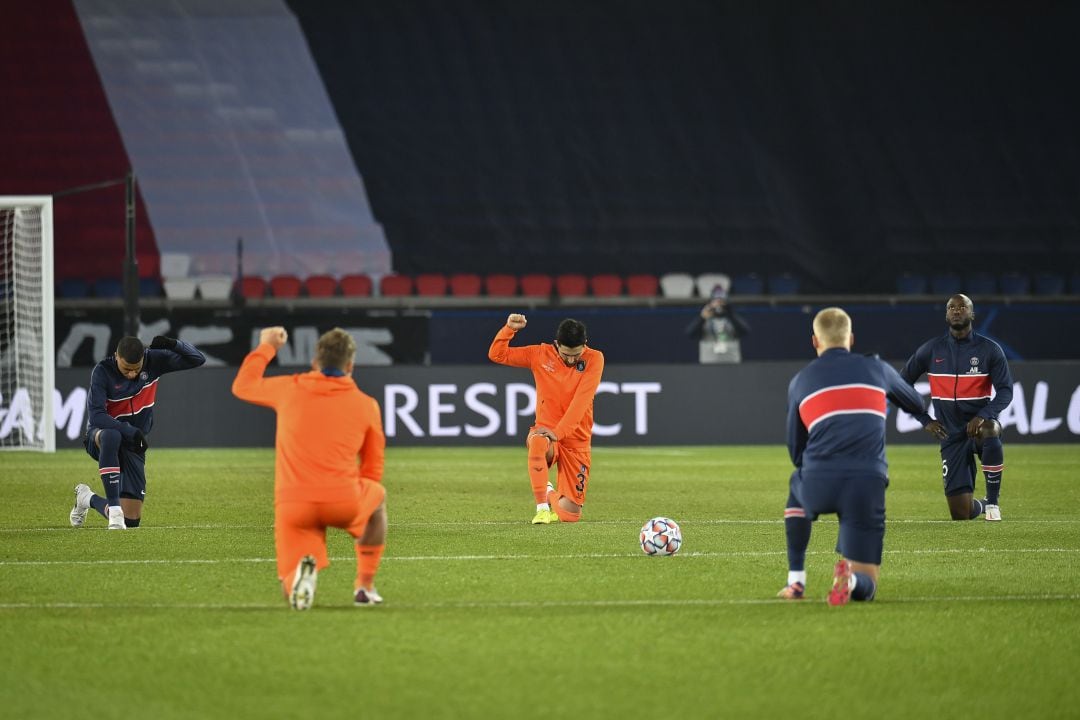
top-left (945, 294), bottom-right (974, 332)
top-left (114, 336), bottom-right (145, 379)
top-left (315, 327), bottom-right (356, 373)
top-left (554, 318), bottom-right (587, 366)
top-left (811, 307), bottom-right (853, 355)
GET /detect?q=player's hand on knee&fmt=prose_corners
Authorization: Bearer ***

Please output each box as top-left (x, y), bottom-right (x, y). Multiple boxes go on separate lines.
top-left (924, 420), bottom-right (949, 440)
top-left (965, 416), bottom-right (985, 438)
top-left (506, 314), bottom-right (527, 330)
top-left (259, 326), bottom-right (288, 349)
top-left (130, 429), bottom-right (149, 453)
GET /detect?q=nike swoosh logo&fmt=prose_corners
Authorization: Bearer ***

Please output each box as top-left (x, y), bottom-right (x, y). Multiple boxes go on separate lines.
top-left (532, 467), bottom-right (544, 472)
top-left (934, 358), bottom-right (945, 363)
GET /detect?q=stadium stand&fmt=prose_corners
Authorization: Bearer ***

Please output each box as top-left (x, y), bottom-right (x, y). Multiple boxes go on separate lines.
top-left (93, 278), bottom-right (123, 298)
top-left (965, 271), bottom-right (998, 296)
top-left (767, 273), bottom-right (800, 295)
top-left (240, 276), bottom-right (268, 299)
top-left (590, 274), bottom-right (623, 297)
top-left (416, 273), bottom-right (448, 296)
top-left (695, 273), bottom-right (730, 298)
top-left (1033, 272), bottom-right (1065, 296)
top-left (484, 274), bottom-right (518, 297)
top-left (626, 274), bottom-right (659, 297)
top-left (999, 272), bottom-right (1030, 296)
top-left (340, 274), bottom-right (373, 297)
top-left (379, 274), bottom-right (413, 297)
top-left (269, 275), bottom-right (302, 298)
top-left (304, 275), bottom-right (338, 298)
top-left (931, 272), bottom-right (962, 296)
top-left (449, 273), bottom-right (482, 297)
top-left (659, 273), bottom-right (695, 298)
top-left (520, 274), bottom-right (553, 297)
top-left (896, 272), bottom-right (929, 295)
top-left (556, 274), bottom-right (589, 297)
top-left (731, 273), bottom-right (764, 295)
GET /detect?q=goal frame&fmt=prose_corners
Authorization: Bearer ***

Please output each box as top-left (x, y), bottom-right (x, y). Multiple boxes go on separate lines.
top-left (1, 195), bottom-right (55, 452)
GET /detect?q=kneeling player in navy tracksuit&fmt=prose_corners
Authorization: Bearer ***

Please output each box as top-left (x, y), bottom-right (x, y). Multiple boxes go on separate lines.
top-left (777, 307), bottom-right (929, 605)
top-left (68, 335), bottom-right (205, 530)
top-left (901, 294), bottom-right (1013, 522)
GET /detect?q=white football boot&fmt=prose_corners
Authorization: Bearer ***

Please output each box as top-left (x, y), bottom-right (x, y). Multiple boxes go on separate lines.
top-left (69, 483), bottom-right (93, 527)
top-left (984, 504), bottom-right (1002, 522)
top-left (107, 506), bottom-right (126, 530)
top-left (289, 555), bottom-right (318, 610)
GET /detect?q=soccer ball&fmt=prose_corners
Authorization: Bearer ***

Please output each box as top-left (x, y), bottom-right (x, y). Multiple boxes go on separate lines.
top-left (640, 517), bottom-right (682, 556)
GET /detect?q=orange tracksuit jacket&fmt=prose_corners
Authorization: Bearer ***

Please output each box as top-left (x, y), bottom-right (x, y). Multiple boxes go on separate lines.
top-left (487, 326), bottom-right (604, 448)
top-left (231, 343), bottom-right (385, 503)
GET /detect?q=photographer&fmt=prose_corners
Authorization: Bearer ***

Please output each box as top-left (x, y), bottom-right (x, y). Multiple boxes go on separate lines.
top-left (685, 284), bottom-right (750, 364)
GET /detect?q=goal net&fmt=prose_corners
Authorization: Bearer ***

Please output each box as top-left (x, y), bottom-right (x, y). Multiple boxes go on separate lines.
top-left (0, 197), bottom-right (54, 451)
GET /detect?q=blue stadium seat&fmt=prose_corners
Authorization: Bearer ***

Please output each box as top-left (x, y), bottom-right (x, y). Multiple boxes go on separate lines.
top-left (930, 272), bottom-right (961, 296)
top-left (93, 278), bottom-right (123, 298)
top-left (767, 272), bottom-right (799, 295)
top-left (1071, 272), bottom-right (1080, 296)
top-left (896, 272), bottom-right (928, 295)
top-left (964, 271), bottom-right (997, 296)
top-left (139, 277), bottom-right (163, 298)
top-left (1033, 272), bottom-right (1065, 296)
top-left (58, 278), bottom-right (89, 298)
top-left (730, 272), bottom-right (764, 295)
top-left (999, 272), bottom-right (1030, 296)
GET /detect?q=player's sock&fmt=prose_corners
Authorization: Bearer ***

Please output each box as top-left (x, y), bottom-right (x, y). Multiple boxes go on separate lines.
top-left (89, 494), bottom-right (108, 518)
top-left (536, 502), bottom-right (550, 512)
top-left (784, 498), bottom-right (811, 573)
top-left (851, 572), bottom-right (877, 601)
top-left (356, 544), bottom-right (385, 590)
top-left (526, 434), bottom-right (552, 504)
top-left (124, 517), bottom-right (140, 528)
top-left (980, 437), bottom-right (1004, 506)
top-left (97, 429), bottom-right (122, 508)
top-left (969, 497), bottom-right (985, 519)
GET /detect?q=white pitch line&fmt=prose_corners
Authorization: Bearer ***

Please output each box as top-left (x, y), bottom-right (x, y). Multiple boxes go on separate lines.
top-left (2, 518), bottom-right (1079, 533)
top-left (0, 594), bottom-right (1077, 611)
top-left (2, 547), bottom-right (1078, 567)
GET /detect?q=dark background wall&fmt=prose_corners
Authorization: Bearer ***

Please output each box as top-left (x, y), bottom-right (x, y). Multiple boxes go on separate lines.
top-left (288, 0), bottom-right (1080, 293)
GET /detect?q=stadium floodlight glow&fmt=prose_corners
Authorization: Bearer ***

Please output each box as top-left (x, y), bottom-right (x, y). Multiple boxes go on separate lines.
top-left (0, 196), bottom-right (55, 452)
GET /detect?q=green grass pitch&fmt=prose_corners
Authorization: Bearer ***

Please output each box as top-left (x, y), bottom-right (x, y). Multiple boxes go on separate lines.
top-left (1, 444), bottom-right (1078, 719)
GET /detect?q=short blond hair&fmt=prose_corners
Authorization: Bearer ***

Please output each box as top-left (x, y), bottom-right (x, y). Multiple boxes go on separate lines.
top-left (316, 327), bottom-right (356, 371)
top-left (812, 307), bottom-right (852, 348)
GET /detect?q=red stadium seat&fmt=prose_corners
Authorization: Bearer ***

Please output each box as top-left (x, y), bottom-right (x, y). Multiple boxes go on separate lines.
top-left (590, 274), bottom-right (623, 297)
top-left (416, 273), bottom-right (448, 296)
top-left (449, 273), bottom-right (482, 297)
top-left (555, 273), bottom-right (588, 297)
top-left (240, 276), bottom-right (267, 299)
top-left (379, 274), bottom-right (413, 297)
top-left (137, 254), bottom-right (160, 279)
top-left (304, 275), bottom-right (338, 297)
top-left (625, 274), bottom-right (659, 297)
top-left (484, 273), bottom-right (518, 297)
top-left (269, 275), bottom-right (302, 298)
top-left (520, 273), bottom-right (553, 297)
top-left (340, 274), bottom-right (373, 297)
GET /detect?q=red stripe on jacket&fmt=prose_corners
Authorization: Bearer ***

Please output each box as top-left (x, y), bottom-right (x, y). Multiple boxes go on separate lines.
top-left (798, 384), bottom-right (887, 432)
top-left (105, 379), bottom-right (159, 418)
top-left (928, 373), bottom-right (992, 401)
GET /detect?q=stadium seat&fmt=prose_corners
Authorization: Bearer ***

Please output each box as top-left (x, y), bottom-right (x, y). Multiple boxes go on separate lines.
top-left (449, 273), bottom-right (482, 297)
top-left (138, 254), bottom-right (161, 279)
top-left (93, 278), bottom-right (123, 298)
top-left (730, 273), bottom-right (764, 295)
top-left (930, 272), bottom-right (961, 296)
top-left (270, 275), bottom-right (302, 298)
top-left (767, 272), bottom-right (799, 295)
top-left (659, 272), bottom-right (695, 298)
top-left (520, 273), bottom-right (553, 297)
top-left (139, 277), bottom-right (163, 298)
top-left (626, 273), bottom-right (659, 297)
top-left (965, 271), bottom-right (997, 296)
top-left (484, 273), bottom-right (518, 297)
top-left (590, 274), bottom-right (623, 297)
top-left (379, 274), bottom-right (413, 297)
top-left (416, 273), bottom-right (448, 296)
top-left (58, 278), bottom-right (89, 298)
top-left (240, 276), bottom-right (268, 299)
top-left (340, 274), bottom-right (373, 296)
top-left (695, 273), bottom-right (730, 298)
top-left (1033, 272), bottom-right (1065, 296)
top-left (896, 272), bottom-right (928, 295)
top-left (999, 272), bottom-right (1030, 296)
top-left (1071, 272), bottom-right (1080, 295)
top-left (555, 273), bottom-right (588, 297)
top-left (304, 275), bottom-right (338, 297)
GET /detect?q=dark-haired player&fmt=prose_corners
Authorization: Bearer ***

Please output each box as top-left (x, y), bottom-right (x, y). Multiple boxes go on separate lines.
top-left (488, 314), bottom-right (605, 524)
top-left (901, 294), bottom-right (1013, 521)
top-left (69, 335), bottom-right (205, 529)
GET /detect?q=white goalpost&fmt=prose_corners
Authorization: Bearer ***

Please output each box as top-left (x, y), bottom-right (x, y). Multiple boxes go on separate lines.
top-left (0, 196), bottom-right (55, 452)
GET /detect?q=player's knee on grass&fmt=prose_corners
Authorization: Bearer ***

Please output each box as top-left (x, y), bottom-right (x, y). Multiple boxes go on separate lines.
top-left (554, 496), bottom-right (581, 523)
